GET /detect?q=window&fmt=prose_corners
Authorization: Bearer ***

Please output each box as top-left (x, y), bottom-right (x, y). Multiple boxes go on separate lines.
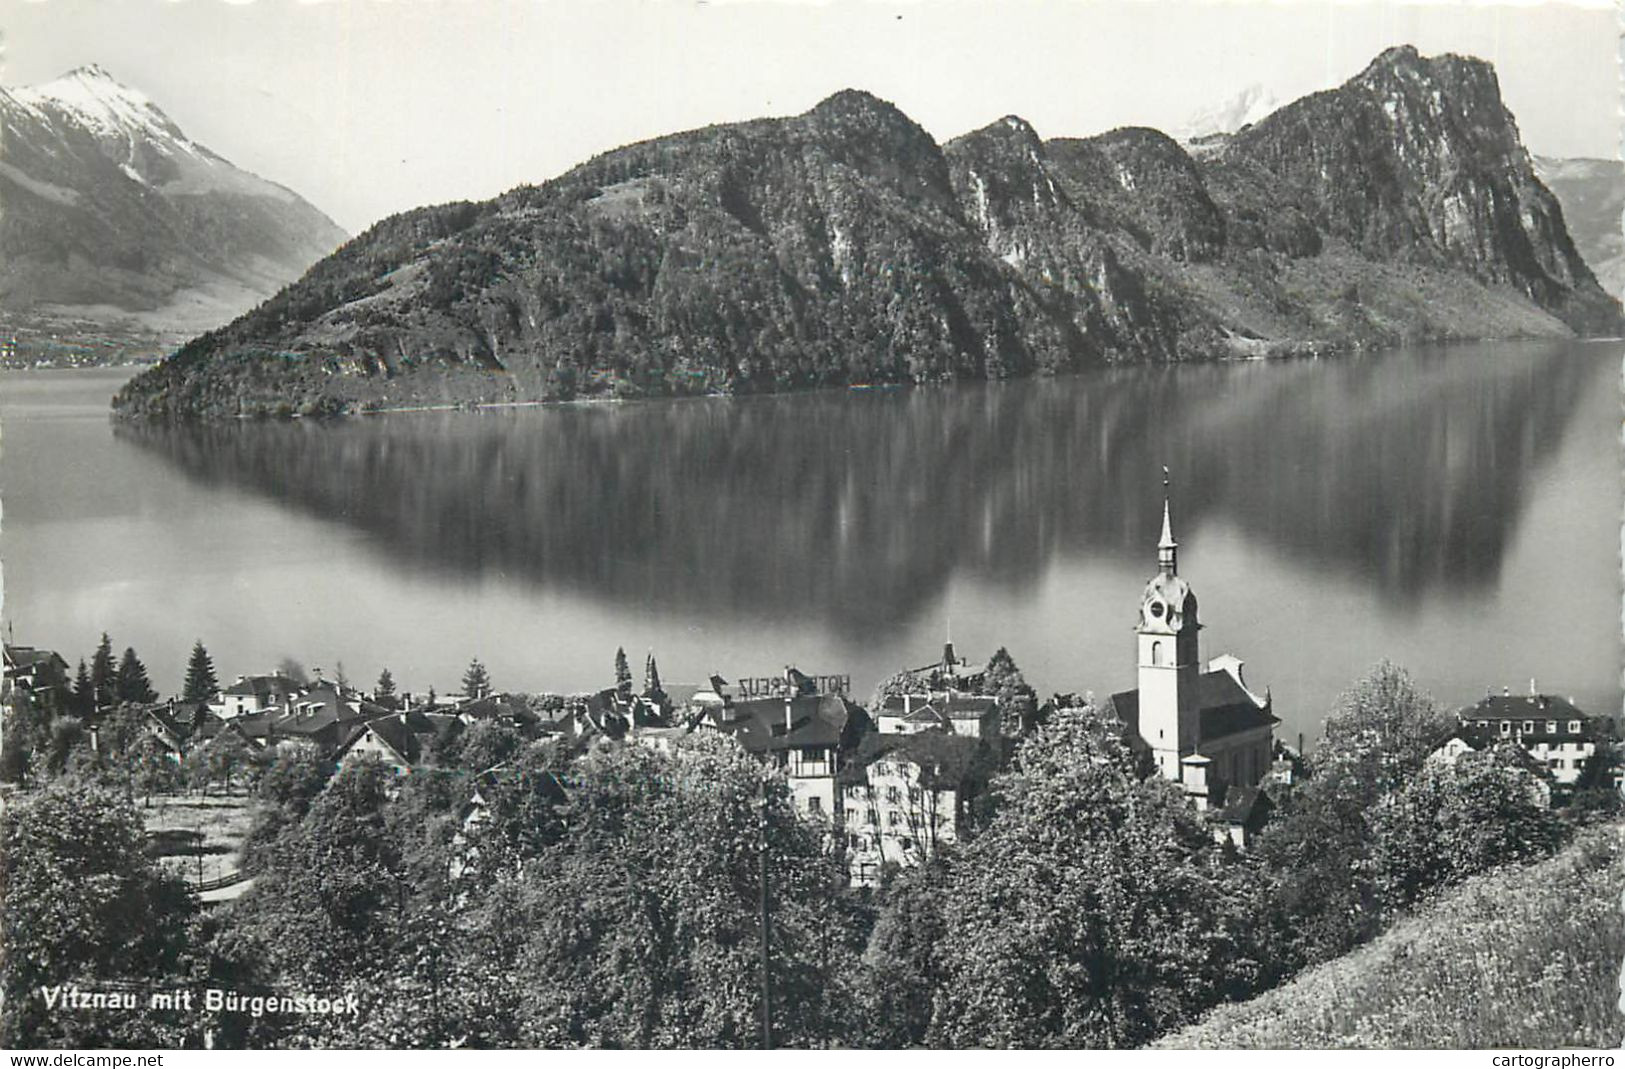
top-left (1522, 721), bottom-right (1534, 734)
top-left (1547, 721), bottom-right (1558, 734)
top-left (1570, 720), bottom-right (1583, 734)
top-left (806, 796), bottom-right (822, 813)
top-left (886, 786), bottom-right (901, 804)
top-left (887, 811), bottom-right (901, 827)
top-left (1151, 641), bottom-right (1165, 666)
top-left (1500, 721), bottom-right (1511, 736)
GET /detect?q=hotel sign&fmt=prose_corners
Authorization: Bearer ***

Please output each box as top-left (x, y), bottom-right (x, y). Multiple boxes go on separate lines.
top-left (733, 673), bottom-right (851, 698)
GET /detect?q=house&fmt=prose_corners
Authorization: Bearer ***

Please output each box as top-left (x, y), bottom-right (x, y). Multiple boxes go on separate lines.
top-left (336, 713), bottom-right (433, 773)
top-left (1215, 784), bottom-right (1274, 848)
top-left (1438, 688), bottom-right (1615, 790)
top-left (876, 692), bottom-right (1000, 738)
top-left (1104, 493), bottom-right (1278, 808)
top-left (906, 642), bottom-right (988, 693)
top-left (3, 644), bottom-right (71, 716)
top-left (139, 703), bottom-right (190, 758)
top-left (838, 731), bottom-right (997, 886)
top-left (211, 673), bottom-right (301, 720)
top-left (267, 696), bottom-right (381, 756)
top-left (696, 692), bottom-right (869, 820)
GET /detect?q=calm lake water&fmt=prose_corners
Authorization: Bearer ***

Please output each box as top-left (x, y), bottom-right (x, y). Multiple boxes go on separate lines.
top-left (2, 340), bottom-right (1620, 745)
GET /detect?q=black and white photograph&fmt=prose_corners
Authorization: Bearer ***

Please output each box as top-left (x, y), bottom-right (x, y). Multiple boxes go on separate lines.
top-left (1, 0), bottom-right (1622, 1051)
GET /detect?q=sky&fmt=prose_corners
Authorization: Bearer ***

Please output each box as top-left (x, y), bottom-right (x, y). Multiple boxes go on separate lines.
top-left (3, 0), bottom-right (1619, 234)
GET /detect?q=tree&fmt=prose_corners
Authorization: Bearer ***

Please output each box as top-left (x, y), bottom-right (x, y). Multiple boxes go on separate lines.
top-left (376, 667), bottom-right (398, 703)
top-left (1255, 661), bottom-right (1457, 969)
top-left (130, 734), bottom-right (178, 805)
top-left (1318, 660), bottom-right (1452, 793)
top-left (71, 658), bottom-right (94, 718)
top-left (927, 703), bottom-right (1275, 1048)
top-left (256, 747), bottom-right (336, 818)
top-left (0, 784), bottom-right (195, 1047)
top-left (868, 668), bottom-right (930, 713)
top-left (462, 658), bottom-right (492, 700)
top-left (985, 646), bottom-right (1038, 737)
top-left (115, 647), bottom-right (158, 705)
top-left (89, 632), bottom-right (117, 713)
top-left (1369, 744), bottom-right (1564, 911)
top-left (207, 732), bottom-right (251, 796)
top-left (217, 760), bottom-right (402, 992)
top-left (278, 658), bottom-right (310, 687)
top-left (614, 647), bottom-right (632, 697)
top-left (458, 719), bottom-right (523, 773)
top-left (499, 734), bottom-right (853, 1047)
top-left (644, 651), bottom-right (666, 705)
top-left (44, 715), bottom-right (87, 777)
top-left (334, 661), bottom-right (351, 690)
top-left (183, 640), bottom-right (219, 704)
top-left (860, 860), bottom-right (950, 1047)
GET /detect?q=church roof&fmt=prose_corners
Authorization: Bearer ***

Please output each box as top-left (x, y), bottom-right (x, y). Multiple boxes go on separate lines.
top-left (1106, 669), bottom-right (1278, 746)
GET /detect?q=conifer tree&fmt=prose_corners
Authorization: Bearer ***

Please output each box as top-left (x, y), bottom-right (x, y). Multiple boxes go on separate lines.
top-left (115, 648), bottom-right (157, 705)
top-left (643, 651), bottom-right (666, 706)
top-left (614, 647), bottom-right (632, 696)
top-left (461, 659), bottom-right (492, 700)
top-left (71, 658), bottom-right (94, 718)
top-left (375, 667), bottom-right (397, 701)
top-left (182, 641), bottom-right (218, 704)
top-left (89, 633), bottom-right (116, 712)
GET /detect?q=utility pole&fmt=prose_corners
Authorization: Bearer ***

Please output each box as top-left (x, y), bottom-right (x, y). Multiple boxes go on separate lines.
top-left (758, 775), bottom-right (773, 1050)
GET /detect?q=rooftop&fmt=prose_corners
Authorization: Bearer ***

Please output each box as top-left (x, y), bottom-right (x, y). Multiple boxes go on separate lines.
top-left (1108, 668), bottom-right (1279, 746)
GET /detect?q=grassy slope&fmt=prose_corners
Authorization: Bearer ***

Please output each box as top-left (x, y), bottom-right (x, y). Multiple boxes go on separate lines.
top-left (1159, 821), bottom-right (1625, 1049)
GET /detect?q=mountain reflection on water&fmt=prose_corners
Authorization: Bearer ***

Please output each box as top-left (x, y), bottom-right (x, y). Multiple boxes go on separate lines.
top-left (115, 342), bottom-right (1601, 635)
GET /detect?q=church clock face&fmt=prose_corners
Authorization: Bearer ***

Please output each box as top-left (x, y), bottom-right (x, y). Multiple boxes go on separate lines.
top-left (1149, 600), bottom-right (1165, 620)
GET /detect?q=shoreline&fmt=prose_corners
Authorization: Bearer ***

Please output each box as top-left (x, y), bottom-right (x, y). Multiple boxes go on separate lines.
top-left (102, 327), bottom-right (1620, 423)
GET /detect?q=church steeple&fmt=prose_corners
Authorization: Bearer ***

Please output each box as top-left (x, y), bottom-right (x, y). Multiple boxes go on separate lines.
top-left (1158, 468), bottom-right (1178, 578)
top-left (1137, 466), bottom-right (1201, 781)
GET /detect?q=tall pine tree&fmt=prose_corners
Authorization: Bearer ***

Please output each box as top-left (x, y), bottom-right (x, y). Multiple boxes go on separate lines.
top-left (461, 659), bottom-right (492, 700)
top-left (643, 651), bottom-right (666, 705)
top-left (115, 648), bottom-right (157, 705)
top-left (89, 633), bottom-right (116, 713)
top-left (614, 647), bottom-right (632, 697)
top-left (375, 667), bottom-right (397, 701)
top-left (71, 659), bottom-right (93, 719)
top-left (182, 641), bottom-right (218, 704)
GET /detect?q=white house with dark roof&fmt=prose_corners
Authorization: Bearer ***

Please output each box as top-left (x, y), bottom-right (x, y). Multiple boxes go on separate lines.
top-left (1433, 687), bottom-right (1614, 789)
top-left (695, 691), bottom-right (868, 820)
top-left (876, 692), bottom-right (1000, 738)
top-left (1105, 491), bottom-right (1278, 807)
top-left (211, 673), bottom-right (301, 720)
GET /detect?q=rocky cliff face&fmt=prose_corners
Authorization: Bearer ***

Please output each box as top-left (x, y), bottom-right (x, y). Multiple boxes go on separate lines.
top-left (112, 47), bottom-right (1620, 420)
top-left (0, 65), bottom-right (346, 333)
top-left (1534, 156), bottom-right (1624, 302)
top-left (1214, 46), bottom-right (1614, 332)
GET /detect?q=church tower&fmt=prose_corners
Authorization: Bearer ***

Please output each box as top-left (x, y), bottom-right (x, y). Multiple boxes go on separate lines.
top-left (1136, 481), bottom-right (1202, 781)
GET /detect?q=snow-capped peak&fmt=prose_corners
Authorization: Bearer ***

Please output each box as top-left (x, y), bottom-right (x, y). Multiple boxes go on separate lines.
top-left (10, 64), bottom-right (189, 148)
top-left (1177, 83), bottom-right (1282, 141)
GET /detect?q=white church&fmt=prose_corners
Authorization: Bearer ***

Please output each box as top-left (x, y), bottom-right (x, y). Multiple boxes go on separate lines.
top-left (1106, 490), bottom-right (1278, 809)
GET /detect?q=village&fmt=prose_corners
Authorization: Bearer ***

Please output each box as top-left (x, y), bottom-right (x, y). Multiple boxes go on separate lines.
top-left (4, 496), bottom-right (1615, 894)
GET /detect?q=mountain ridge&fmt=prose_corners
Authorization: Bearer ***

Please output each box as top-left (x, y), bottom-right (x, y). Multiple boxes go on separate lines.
top-left (0, 65), bottom-right (347, 335)
top-left (110, 48), bottom-right (1621, 420)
